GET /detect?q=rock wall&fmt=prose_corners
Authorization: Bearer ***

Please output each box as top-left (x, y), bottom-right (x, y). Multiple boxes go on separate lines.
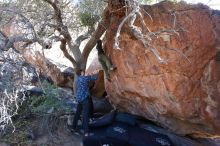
top-left (23, 50), bottom-right (74, 88)
top-left (104, 1), bottom-right (220, 137)
top-left (1, 20), bottom-right (74, 89)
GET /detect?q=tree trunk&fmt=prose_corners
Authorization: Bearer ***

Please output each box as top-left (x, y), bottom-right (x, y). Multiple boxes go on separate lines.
top-left (80, 7), bottom-right (111, 70)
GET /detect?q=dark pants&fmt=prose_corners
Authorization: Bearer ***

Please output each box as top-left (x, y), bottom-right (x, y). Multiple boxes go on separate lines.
top-left (72, 97), bottom-right (93, 133)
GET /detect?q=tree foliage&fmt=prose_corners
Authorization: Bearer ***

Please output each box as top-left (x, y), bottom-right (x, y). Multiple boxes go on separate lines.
top-left (77, 0), bottom-right (106, 26)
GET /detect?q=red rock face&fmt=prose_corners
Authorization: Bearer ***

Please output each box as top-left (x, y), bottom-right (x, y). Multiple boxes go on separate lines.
top-left (1, 22), bottom-right (74, 89)
top-left (23, 50), bottom-right (74, 88)
top-left (104, 1), bottom-right (220, 137)
top-left (86, 56), bottom-right (105, 98)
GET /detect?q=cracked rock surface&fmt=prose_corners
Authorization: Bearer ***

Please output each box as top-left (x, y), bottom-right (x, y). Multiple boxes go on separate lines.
top-left (104, 1), bottom-right (220, 137)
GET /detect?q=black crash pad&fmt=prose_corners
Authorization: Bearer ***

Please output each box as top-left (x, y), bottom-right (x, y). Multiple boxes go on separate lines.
top-left (83, 127), bottom-right (130, 146)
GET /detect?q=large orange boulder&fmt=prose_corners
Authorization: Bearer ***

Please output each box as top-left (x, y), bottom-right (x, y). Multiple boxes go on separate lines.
top-left (86, 56), bottom-right (105, 98)
top-left (104, 1), bottom-right (220, 137)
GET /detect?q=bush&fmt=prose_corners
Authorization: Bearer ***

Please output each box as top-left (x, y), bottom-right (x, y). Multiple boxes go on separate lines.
top-left (79, 12), bottom-right (97, 27)
top-left (29, 81), bottom-right (71, 115)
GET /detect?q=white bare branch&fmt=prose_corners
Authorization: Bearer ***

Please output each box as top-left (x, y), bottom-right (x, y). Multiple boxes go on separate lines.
top-left (0, 49), bottom-right (28, 133)
top-left (0, 89), bottom-right (25, 133)
top-left (114, 0), bottom-right (190, 64)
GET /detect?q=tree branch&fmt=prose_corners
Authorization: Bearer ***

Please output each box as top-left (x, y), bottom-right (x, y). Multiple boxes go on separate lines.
top-left (43, 0), bottom-right (82, 62)
top-left (60, 38), bottom-right (77, 68)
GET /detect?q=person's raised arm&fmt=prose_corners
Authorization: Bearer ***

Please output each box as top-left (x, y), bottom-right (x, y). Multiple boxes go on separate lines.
top-left (86, 74), bottom-right (98, 81)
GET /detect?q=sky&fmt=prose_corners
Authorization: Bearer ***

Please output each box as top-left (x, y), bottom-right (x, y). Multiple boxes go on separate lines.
top-left (184, 0), bottom-right (220, 9)
top-left (72, 0), bottom-right (220, 10)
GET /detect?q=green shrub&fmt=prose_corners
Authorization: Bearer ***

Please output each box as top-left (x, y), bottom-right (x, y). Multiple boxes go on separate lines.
top-left (79, 12), bottom-right (97, 27)
top-left (29, 81), bottom-right (71, 114)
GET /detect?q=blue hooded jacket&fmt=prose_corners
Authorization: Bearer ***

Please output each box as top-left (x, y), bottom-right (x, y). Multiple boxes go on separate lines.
top-left (75, 75), bottom-right (98, 102)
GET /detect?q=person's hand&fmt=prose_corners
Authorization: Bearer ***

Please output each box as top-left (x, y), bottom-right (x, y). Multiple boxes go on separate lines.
top-left (84, 133), bottom-right (88, 136)
top-left (92, 70), bottom-right (99, 74)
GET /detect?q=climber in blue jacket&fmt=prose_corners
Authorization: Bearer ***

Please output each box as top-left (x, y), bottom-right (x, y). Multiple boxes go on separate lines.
top-left (72, 68), bottom-right (98, 136)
